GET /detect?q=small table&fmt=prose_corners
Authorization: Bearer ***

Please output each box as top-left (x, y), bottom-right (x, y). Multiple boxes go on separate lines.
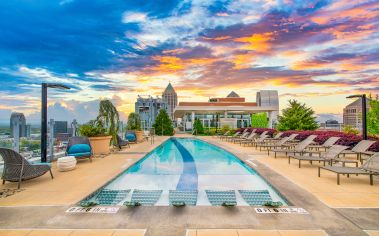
top-left (57, 156), bottom-right (77, 172)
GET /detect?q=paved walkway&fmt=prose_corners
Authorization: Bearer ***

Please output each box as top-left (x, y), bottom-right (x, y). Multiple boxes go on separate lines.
top-left (0, 229), bottom-right (145, 236)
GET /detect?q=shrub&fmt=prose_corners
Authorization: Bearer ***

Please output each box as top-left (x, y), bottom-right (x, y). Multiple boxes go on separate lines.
top-left (221, 125), bottom-right (230, 134)
top-left (251, 113), bottom-right (268, 128)
top-left (343, 125), bottom-right (359, 135)
top-left (193, 118), bottom-right (204, 135)
top-left (78, 121), bottom-right (106, 137)
top-left (368, 99), bottom-right (379, 136)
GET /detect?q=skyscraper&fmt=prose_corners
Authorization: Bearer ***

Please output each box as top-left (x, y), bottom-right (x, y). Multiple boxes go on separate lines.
top-left (10, 112), bottom-right (27, 138)
top-left (53, 121), bottom-right (68, 138)
top-left (343, 97), bottom-right (370, 129)
top-left (162, 83), bottom-right (178, 120)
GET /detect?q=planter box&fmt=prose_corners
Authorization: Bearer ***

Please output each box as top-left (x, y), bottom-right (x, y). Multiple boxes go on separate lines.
top-left (89, 136), bottom-right (112, 155)
top-left (135, 131), bottom-right (144, 142)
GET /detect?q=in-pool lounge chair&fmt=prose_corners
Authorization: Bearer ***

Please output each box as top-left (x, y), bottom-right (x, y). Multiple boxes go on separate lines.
top-left (289, 145), bottom-right (349, 168)
top-left (116, 134), bottom-right (130, 150)
top-left (66, 136), bottom-right (93, 162)
top-left (271, 135), bottom-right (317, 158)
top-left (318, 152), bottom-right (379, 185)
top-left (0, 148), bottom-right (53, 189)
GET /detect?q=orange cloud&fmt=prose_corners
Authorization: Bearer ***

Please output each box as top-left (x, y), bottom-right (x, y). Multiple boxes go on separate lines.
top-left (151, 56), bottom-right (185, 72)
top-left (234, 32), bottom-right (274, 52)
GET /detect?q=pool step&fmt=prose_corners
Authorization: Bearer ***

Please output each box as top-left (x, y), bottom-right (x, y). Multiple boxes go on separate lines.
top-left (95, 189), bottom-right (131, 205)
top-left (131, 190), bottom-right (163, 206)
top-left (205, 190), bottom-right (237, 206)
top-left (238, 190), bottom-right (272, 206)
top-left (169, 190), bottom-right (198, 206)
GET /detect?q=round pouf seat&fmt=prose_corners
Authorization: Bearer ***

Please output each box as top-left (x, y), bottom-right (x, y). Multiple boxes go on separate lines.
top-left (57, 156), bottom-right (77, 172)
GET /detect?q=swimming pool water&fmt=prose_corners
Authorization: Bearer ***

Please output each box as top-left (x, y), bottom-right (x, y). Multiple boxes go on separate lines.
top-left (83, 138), bottom-right (288, 206)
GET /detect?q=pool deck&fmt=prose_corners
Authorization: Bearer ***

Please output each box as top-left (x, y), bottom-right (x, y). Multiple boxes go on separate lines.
top-left (0, 134), bottom-right (378, 236)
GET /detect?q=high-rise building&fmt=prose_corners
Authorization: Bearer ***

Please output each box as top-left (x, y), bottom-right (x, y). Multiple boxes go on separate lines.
top-left (256, 90), bottom-right (279, 127)
top-left (10, 112), bottom-right (27, 138)
top-left (162, 83), bottom-right (178, 120)
top-left (343, 98), bottom-right (370, 129)
top-left (53, 121), bottom-right (68, 138)
top-left (135, 95), bottom-right (168, 130)
top-left (25, 124), bottom-right (32, 137)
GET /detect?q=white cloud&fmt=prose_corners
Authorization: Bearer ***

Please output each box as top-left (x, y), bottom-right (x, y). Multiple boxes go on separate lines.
top-left (122, 12), bottom-right (148, 23)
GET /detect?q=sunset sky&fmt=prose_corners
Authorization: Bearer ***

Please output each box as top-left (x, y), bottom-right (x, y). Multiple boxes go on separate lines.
top-left (1, 0), bottom-right (378, 124)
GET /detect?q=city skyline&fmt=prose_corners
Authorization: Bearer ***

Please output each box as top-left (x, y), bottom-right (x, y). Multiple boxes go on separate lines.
top-left (1, 0), bottom-right (378, 124)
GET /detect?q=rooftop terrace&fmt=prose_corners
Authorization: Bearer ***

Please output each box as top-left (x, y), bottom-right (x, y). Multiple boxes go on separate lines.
top-left (0, 134), bottom-right (378, 236)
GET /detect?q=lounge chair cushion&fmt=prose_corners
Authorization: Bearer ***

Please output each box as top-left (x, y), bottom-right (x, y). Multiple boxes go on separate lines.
top-left (70, 152), bottom-right (92, 157)
top-left (68, 144), bottom-right (91, 155)
top-left (125, 133), bottom-right (136, 142)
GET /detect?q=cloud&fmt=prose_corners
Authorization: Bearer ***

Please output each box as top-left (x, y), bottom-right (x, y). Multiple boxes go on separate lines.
top-left (1, 0), bottom-right (379, 119)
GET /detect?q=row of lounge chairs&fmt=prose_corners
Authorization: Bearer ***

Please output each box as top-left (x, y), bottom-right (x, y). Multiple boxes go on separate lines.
top-left (80, 189), bottom-right (280, 207)
top-left (218, 129), bottom-right (379, 185)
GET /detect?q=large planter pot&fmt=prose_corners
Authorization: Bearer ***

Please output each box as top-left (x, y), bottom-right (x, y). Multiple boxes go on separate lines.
top-left (89, 136), bottom-right (112, 155)
top-left (135, 130), bottom-right (144, 142)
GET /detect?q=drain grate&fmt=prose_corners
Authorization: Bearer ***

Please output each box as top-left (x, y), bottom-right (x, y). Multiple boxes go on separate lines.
top-left (238, 190), bottom-right (272, 206)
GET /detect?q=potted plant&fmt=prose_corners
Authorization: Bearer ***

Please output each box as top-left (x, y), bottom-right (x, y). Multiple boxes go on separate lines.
top-left (79, 100), bottom-right (120, 155)
top-left (127, 112), bottom-right (143, 142)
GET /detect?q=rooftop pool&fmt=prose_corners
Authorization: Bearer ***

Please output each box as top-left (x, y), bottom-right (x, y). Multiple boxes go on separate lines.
top-left (81, 138), bottom-right (288, 206)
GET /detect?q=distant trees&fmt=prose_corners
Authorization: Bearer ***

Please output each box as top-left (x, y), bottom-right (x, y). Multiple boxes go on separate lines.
top-left (251, 113), bottom-right (268, 128)
top-left (277, 100), bottom-right (318, 131)
top-left (153, 109), bottom-right (174, 136)
top-left (367, 99), bottom-right (379, 136)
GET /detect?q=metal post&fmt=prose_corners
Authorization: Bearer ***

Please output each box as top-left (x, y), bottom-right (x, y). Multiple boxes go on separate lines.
top-left (41, 83), bottom-right (48, 162)
top-left (362, 94), bottom-right (367, 140)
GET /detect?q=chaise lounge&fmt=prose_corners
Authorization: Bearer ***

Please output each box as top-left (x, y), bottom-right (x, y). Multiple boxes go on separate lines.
top-left (318, 152), bottom-right (379, 185)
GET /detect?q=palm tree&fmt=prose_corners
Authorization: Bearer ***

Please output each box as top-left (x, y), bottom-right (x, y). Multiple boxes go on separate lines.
top-left (96, 100), bottom-right (120, 145)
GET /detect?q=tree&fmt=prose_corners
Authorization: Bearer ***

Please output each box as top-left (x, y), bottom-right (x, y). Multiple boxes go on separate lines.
top-left (277, 100), bottom-right (318, 131)
top-left (127, 112), bottom-right (142, 131)
top-left (153, 109), bottom-right (174, 136)
top-left (193, 118), bottom-right (204, 135)
top-left (251, 113), bottom-right (268, 128)
top-left (96, 100), bottom-right (120, 145)
top-left (367, 99), bottom-right (379, 136)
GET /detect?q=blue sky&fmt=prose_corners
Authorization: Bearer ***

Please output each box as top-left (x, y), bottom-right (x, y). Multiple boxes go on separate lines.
top-left (0, 0), bottom-right (378, 124)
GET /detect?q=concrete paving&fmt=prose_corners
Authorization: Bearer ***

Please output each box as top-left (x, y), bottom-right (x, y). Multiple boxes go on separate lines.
top-left (0, 135), bottom-right (378, 236)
